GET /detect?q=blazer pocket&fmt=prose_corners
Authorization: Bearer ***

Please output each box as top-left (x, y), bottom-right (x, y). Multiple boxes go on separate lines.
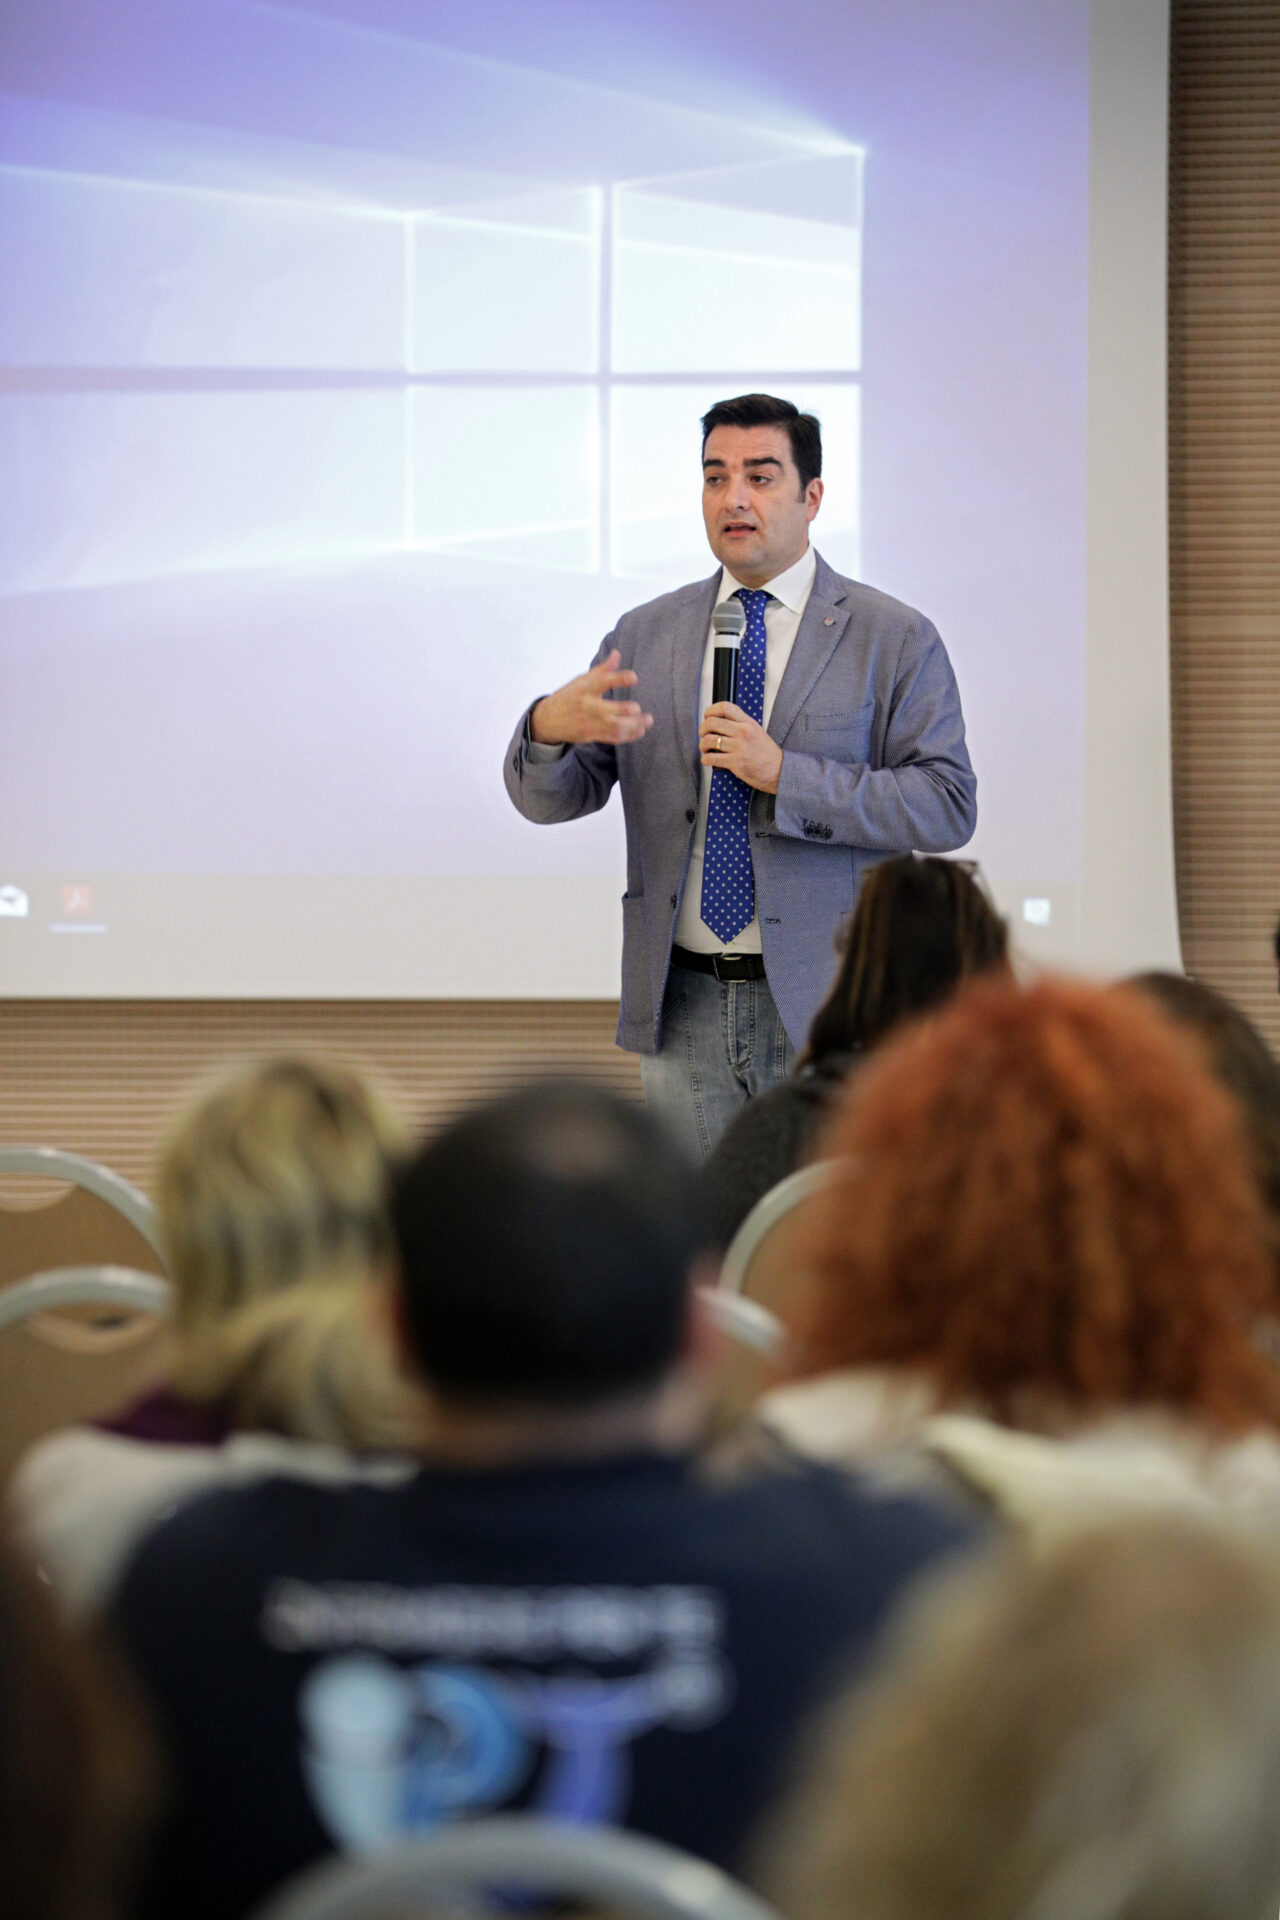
top-left (803, 698), bottom-right (876, 759)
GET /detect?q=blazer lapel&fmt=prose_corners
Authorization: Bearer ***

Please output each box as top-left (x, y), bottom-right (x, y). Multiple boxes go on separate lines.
top-left (768, 553), bottom-right (851, 746)
top-left (669, 571), bottom-right (721, 793)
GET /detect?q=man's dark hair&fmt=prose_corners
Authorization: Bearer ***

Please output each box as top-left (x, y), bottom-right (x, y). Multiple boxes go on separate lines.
top-left (390, 1082), bottom-right (706, 1408)
top-left (700, 394), bottom-right (822, 493)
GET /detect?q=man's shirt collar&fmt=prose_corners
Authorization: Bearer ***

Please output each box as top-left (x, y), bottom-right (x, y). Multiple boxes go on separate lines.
top-left (715, 545), bottom-right (817, 615)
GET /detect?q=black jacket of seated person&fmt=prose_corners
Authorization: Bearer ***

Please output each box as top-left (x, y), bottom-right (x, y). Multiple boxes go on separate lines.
top-left (701, 1050), bottom-right (858, 1252)
top-left (109, 1446), bottom-right (974, 1920)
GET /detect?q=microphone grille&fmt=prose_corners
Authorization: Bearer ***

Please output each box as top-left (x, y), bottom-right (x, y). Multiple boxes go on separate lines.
top-left (712, 601), bottom-right (747, 641)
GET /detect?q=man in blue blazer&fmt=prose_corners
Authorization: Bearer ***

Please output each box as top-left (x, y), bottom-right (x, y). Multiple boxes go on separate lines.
top-left (505, 394), bottom-right (977, 1158)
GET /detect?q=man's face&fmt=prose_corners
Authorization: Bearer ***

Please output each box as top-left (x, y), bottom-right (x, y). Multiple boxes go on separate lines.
top-left (701, 423), bottom-right (823, 588)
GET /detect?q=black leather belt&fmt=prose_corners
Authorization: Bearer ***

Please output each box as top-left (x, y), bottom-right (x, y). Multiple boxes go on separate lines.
top-left (670, 945), bottom-right (767, 982)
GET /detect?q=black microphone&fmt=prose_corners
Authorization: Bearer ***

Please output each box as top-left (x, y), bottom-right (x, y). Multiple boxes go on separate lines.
top-left (711, 600), bottom-right (746, 706)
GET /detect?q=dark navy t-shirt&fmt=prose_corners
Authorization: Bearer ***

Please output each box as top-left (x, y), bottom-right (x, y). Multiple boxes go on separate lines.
top-left (110, 1450), bottom-right (974, 1919)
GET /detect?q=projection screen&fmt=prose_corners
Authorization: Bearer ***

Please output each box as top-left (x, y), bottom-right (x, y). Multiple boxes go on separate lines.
top-left (0, 0), bottom-right (1177, 996)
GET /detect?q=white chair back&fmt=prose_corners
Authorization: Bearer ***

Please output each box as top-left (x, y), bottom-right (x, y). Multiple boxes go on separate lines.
top-left (0, 1147), bottom-right (163, 1260)
top-left (0, 1267), bottom-right (172, 1334)
top-left (697, 1286), bottom-right (784, 1357)
top-left (248, 1815), bottom-right (783, 1920)
top-left (718, 1162), bottom-right (835, 1296)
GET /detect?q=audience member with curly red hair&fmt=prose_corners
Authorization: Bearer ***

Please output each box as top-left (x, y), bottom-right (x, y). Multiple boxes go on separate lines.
top-left (756, 975), bottom-right (1280, 1537)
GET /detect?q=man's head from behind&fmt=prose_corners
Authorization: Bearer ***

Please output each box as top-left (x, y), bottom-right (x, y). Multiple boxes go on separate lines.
top-left (390, 1083), bottom-right (705, 1414)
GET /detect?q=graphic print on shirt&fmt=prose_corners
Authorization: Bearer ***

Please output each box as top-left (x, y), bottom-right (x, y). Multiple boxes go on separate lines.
top-left (262, 1582), bottom-right (734, 1852)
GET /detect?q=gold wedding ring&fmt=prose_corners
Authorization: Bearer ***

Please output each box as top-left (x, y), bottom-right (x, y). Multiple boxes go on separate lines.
top-left (715, 733), bottom-right (724, 753)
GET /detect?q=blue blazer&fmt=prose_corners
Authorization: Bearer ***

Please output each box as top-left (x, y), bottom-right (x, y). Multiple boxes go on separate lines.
top-left (505, 552), bottom-right (977, 1053)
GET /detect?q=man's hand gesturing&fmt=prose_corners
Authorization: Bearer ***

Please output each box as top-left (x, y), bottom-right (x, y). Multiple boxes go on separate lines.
top-left (530, 650), bottom-right (654, 747)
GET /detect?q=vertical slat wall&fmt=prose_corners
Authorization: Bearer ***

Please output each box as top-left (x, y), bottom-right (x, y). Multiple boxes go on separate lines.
top-left (1169, 0), bottom-right (1280, 1047)
top-left (0, 1002), bottom-right (640, 1194)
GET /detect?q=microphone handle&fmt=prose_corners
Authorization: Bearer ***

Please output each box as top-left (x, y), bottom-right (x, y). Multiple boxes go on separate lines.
top-left (712, 648), bottom-right (739, 707)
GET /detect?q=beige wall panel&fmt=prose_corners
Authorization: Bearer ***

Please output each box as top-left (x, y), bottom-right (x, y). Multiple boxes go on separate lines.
top-left (0, 1001), bottom-right (640, 1198)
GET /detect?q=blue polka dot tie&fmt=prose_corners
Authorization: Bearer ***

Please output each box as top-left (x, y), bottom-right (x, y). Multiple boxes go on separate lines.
top-left (700, 588), bottom-right (769, 944)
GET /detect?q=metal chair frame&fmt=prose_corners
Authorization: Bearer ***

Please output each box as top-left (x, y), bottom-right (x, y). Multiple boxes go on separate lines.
top-left (696, 1285), bottom-right (784, 1357)
top-left (0, 1146), bottom-right (164, 1261)
top-left (0, 1266), bottom-right (173, 1334)
top-left (249, 1815), bottom-right (782, 1920)
top-left (717, 1162), bottom-right (835, 1296)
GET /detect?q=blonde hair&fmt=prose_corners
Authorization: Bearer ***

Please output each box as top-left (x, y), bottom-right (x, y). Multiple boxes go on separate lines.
top-left (156, 1054), bottom-right (417, 1449)
top-left (769, 1520), bottom-right (1280, 1920)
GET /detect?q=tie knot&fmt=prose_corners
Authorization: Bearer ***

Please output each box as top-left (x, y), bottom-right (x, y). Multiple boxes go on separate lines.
top-left (735, 588), bottom-right (770, 615)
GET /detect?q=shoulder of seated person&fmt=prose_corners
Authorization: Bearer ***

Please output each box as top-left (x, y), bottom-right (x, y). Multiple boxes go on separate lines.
top-left (12, 1422), bottom-right (212, 1504)
top-left (113, 1441), bottom-right (419, 1573)
top-left (699, 1426), bottom-right (937, 1503)
top-left (695, 1442), bottom-right (983, 1564)
top-left (19, 1424), bottom-right (409, 1487)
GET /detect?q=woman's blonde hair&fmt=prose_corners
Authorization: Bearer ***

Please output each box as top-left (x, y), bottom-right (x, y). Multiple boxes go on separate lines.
top-left (156, 1053), bottom-right (416, 1449)
top-left (769, 1519), bottom-right (1280, 1920)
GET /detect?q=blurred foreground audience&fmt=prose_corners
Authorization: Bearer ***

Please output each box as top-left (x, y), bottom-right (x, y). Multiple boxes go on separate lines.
top-left (756, 975), bottom-right (1280, 1538)
top-left (12, 1054), bottom-right (417, 1617)
top-left (703, 854), bottom-right (1008, 1251)
top-left (106, 1083), bottom-right (975, 1920)
top-left (769, 1518), bottom-right (1280, 1920)
top-left (0, 1536), bottom-right (156, 1920)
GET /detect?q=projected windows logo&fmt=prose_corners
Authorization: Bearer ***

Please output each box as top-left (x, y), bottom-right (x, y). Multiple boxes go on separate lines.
top-left (0, 149), bottom-right (862, 592)
top-left (408, 156), bottom-right (863, 579)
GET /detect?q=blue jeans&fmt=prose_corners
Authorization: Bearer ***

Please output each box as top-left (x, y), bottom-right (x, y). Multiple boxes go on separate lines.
top-left (640, 963), bottom-right (796, 1162)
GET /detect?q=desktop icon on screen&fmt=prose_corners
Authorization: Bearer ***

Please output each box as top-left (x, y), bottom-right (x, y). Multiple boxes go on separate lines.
top-left (61, 884), bottom-right (92, 916)
top-left (0, 884), bottom-right (30, 918)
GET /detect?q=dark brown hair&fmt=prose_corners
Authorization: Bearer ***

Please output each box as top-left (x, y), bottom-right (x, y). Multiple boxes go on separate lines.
top-left (700, 393), bottom-right (822, 492)
top-left (796, 975), bottom-right (1280, 1431)
top-left (0, 1540), bottom-right (157, 1920)
top-left (1129, 972), bottom-right (1280, 1235)
top-left (799, 855), bottom-right (1008, 1068)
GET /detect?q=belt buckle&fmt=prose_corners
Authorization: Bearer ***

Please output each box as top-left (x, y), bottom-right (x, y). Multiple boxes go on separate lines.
top-left (712, 953), bottom-right (742, 983)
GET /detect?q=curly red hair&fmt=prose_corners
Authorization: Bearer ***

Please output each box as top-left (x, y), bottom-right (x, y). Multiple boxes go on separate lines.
top-left (796, 975), bottom-right (1280, 1432)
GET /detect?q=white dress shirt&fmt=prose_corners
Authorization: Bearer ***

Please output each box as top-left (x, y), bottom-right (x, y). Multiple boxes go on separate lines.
top-left (527, 545), bottom-right (817, 955)
top-left (673, 544), bottom-right (817, 954)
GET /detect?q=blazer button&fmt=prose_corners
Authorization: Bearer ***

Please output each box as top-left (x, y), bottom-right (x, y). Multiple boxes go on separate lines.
top-left (685, 808), bottom-right (696, 824)
top-left (670, 894), bottom-right (678, 909)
